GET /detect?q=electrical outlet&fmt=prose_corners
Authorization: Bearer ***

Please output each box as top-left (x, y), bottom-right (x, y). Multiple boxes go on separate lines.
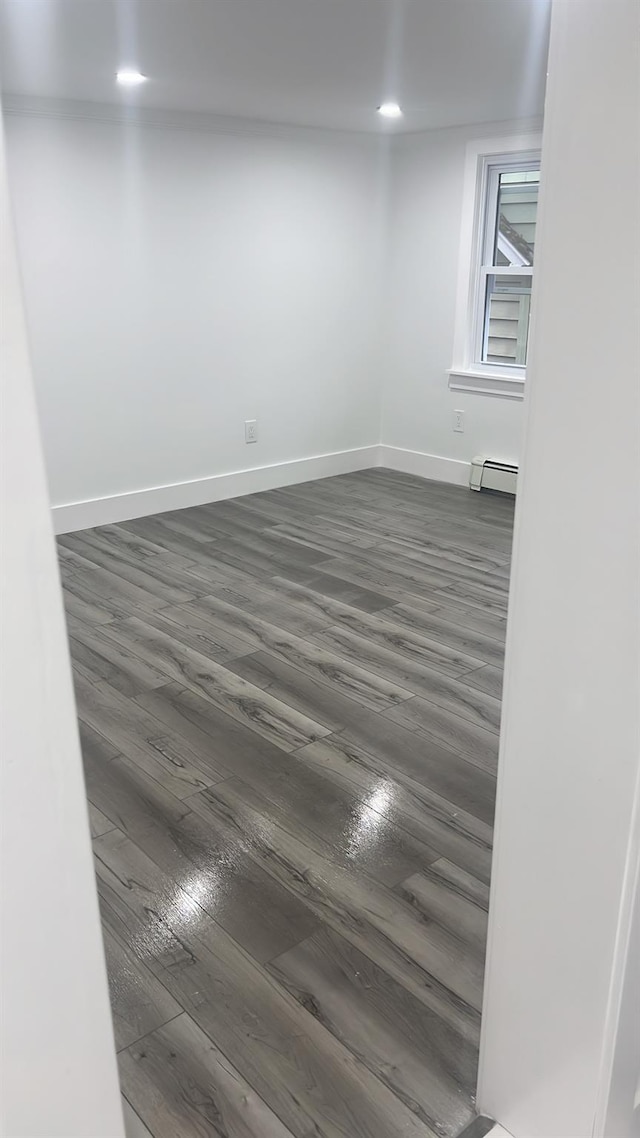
top-left (453, 409), bottom-right (464, 433)
top-left (244, 419), bottom-right (258, 444)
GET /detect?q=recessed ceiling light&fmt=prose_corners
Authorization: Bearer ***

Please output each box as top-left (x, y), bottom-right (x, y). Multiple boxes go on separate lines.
top-left (377, 102), bottom-right (403, 119)
top-left (116, 69), bottom-right (147, 87)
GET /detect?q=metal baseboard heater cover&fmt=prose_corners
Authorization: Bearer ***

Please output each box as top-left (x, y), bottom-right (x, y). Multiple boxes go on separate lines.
top-left (470, 456), bottom-right (518, 494)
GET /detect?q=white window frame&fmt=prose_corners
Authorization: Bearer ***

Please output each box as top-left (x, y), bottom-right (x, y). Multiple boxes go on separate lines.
top-left (448, 132), bottom-right (542, 400)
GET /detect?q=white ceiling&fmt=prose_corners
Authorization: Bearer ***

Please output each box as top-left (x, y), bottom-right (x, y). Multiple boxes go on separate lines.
top-left (0, 0), bottom-right (551, 133)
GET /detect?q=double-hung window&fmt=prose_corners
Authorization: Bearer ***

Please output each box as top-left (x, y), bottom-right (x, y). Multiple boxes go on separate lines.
top-left (449, 135), bottom-right (542, 397)
top-left (480, 164), bottom-right (539, 367)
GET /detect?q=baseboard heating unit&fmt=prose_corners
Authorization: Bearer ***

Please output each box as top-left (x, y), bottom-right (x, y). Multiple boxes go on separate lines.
top-left (469, 456), bottom-right (518, 495)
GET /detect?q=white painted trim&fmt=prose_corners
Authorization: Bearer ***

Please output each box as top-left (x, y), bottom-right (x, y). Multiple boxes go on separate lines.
top-left (3, 97), bottom-right (543, 148)
top-left (379, 446), bottom-right (470, 487)
top-left (450, 132), bottom-right (542, 390)
top-left (477, 2), bottom-right (640, 1131)
top-left (52, 446), bottom-right (380, 533)
top-left (392, 116), bottom-right (544, 147)
top-left (1, 105), bottom-right (123, 1136)
top-left (448, 369), bottom-right (525, 400)
top-left (593, 753), bottom-right (640, 1135)
top-left (1, 94), bottom-right (377, 147)
top-left (52, 445), bottom-right (476, 533)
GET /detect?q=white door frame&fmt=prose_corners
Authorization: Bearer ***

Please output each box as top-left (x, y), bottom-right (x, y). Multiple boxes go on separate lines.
top-left (477, 2), bottom-right (640, 1135)
top-left (0, 110), bottom-right (124, 1137)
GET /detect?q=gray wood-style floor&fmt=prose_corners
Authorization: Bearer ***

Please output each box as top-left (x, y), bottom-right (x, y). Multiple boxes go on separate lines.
top-left (58, 469), bottom-right (514, 1138)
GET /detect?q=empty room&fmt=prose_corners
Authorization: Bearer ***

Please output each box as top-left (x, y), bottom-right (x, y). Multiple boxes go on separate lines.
top-left (2, 2), bottom-right (639, 1138)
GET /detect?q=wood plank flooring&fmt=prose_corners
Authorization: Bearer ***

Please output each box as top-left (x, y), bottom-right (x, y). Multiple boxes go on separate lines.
top-left (58, 468), bottom-right (514, 1138)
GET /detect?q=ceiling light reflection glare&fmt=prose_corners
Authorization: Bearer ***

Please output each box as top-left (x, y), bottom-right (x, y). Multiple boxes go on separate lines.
top-left (377, 102), bottom-right (403, 119)
top-left (116, 69), bottom-right (147, 86)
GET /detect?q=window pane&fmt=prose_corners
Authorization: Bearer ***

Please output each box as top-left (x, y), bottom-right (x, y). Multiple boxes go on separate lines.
top-left (494, 170), bottom-right (539, 267)
top-left (483, 273), bottom-right (531, 366)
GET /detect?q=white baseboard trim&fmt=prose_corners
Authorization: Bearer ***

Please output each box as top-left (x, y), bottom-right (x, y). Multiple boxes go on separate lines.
top-left (52, 446), bottom-right (379, 534)
top-left (378, 445), bottom-right (471, 487)
top-left (52, 444), bottom-right (473, 533)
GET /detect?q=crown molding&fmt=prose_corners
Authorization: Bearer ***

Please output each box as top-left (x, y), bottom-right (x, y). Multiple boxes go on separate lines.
top-left (2, 94), bottom-right (543, 148)
top-left (392, 115), bottom-right (544, 146)
top-left (1, 93), bottom-right (380, 146)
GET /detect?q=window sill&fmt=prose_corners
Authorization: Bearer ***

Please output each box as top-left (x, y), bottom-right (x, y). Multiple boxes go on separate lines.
top-left (448, 368), bottom-right (525, 400)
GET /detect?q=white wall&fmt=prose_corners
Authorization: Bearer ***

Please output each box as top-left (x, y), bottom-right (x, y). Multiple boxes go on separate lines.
top-left (4, 107), bottom-right (385, 522)
top-left (0, 111), bottom-right (123, 1137)
top-left (478, 1), bottom-right (640, 1135)
top-left (5, 103), bottom-right (545, 523)
top-left (381, 121), bottom-right (536, 476)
